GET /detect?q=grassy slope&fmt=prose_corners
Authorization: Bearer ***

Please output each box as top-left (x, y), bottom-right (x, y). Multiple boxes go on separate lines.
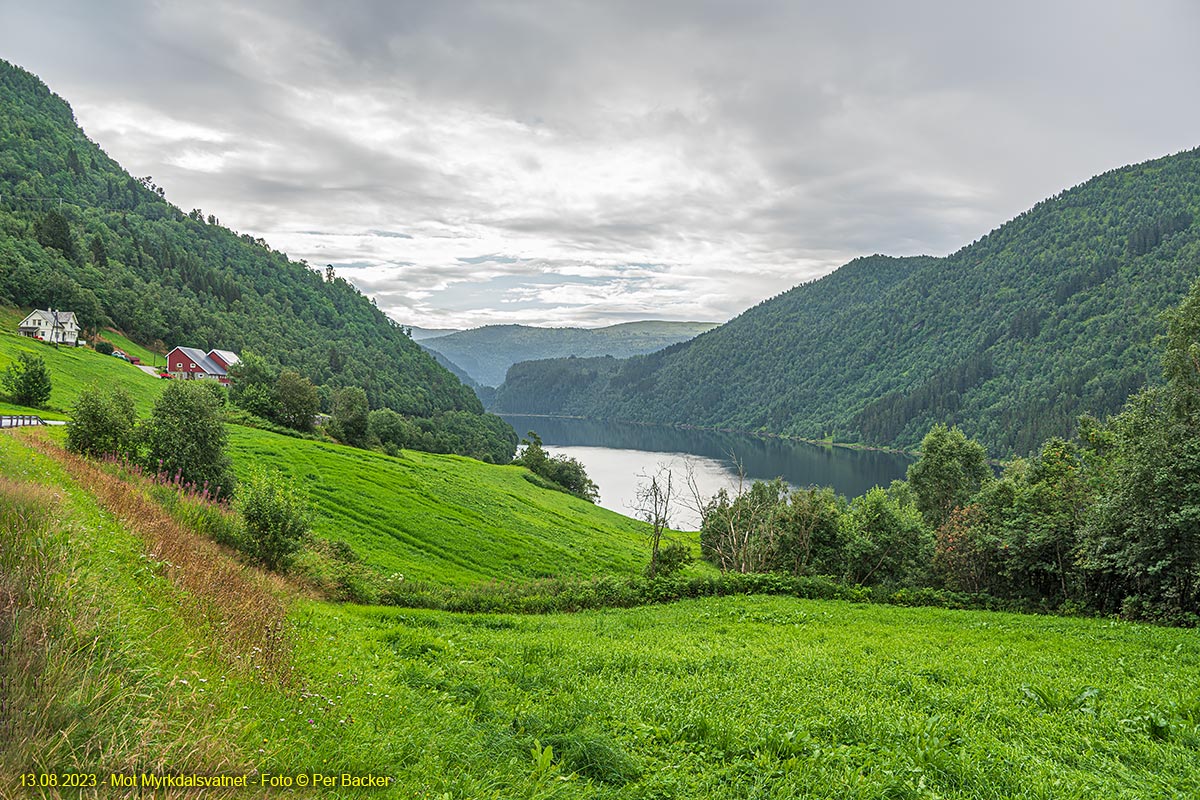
top-left (4, 429), bottom-right (1198, 797)
top-left (0, 305), bottom-right (166, 416)
top-left (228, 425), bottom-right (657, 585)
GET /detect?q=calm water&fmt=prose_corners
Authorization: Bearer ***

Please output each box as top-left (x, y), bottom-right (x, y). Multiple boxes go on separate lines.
top-left (500, 415), bottom-right (912, 529)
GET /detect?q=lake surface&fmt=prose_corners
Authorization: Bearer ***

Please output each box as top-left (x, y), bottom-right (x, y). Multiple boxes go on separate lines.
top-left (500, 415), bottom-right (913, 529)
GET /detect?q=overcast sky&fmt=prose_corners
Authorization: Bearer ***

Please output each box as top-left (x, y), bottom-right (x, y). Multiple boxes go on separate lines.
top-left (3, 1), bottom-right (1199, 329)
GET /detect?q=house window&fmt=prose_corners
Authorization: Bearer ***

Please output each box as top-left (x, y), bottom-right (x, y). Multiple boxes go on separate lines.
top-left (175, 362), bottom-right (182, 368)
top-left (189, 363), bottom-right (195, 369)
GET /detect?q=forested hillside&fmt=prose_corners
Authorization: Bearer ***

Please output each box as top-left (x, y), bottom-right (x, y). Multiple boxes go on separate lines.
top-left (421, 320), bottom-right (717, 388)
top-left (493, 149), bottom-right (1200, 455)
top-left (0, 60), bottom-right (515, 459)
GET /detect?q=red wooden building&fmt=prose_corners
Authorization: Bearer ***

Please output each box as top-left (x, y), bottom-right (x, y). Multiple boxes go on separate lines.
top-left (165, 347), bottom-right (240, 384)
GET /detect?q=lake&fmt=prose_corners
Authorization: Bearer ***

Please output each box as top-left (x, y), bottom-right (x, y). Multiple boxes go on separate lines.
top-left (500, 415), bottom-right (913, 530)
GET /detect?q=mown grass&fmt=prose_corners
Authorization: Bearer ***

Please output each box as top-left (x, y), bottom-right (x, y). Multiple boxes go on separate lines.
top-left (227, 424), bottom-right (667, 585)
top-left (0, 305), bottom-right (165, 416)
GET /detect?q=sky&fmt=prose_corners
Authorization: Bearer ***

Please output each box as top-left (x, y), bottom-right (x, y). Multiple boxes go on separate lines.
top-left (3, 1), bottom-right (1199, 330)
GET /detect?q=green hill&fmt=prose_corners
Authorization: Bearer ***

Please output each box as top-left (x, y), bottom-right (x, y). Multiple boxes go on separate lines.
top-left (493, 149), bottom-right (1200, 455)
top-left (0, 59), bottom-right (514, 460)
top-left (227, 425), bottom-right (654, 585)
top-left (421, 320), bottom-right (719, 388)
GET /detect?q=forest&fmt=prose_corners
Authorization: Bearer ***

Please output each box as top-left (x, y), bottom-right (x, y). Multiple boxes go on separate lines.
top-left (492, 148), bottom-right (1200, 456)
top-left (0, 60), bottom-right (517, 462)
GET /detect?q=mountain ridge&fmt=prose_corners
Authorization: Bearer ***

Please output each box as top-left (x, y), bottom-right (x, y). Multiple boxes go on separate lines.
top-left (493, 147), bottom-right (1200, 455)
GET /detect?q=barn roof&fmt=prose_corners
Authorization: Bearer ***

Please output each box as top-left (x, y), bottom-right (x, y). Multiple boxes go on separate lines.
top-left (171, 346), bottom-right (227, 376)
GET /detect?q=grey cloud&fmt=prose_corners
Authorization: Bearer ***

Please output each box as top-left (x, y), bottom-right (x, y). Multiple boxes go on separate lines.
top-left (3, 0), bottom-right (1198, 329)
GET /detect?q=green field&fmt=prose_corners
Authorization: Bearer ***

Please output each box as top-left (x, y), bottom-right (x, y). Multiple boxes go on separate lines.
top-left (3, 430), bottom-right (1199, 798)
top-left (228, 425), bottom-right (659, 585)
top-left (0, 305), bottom-right (166, 415)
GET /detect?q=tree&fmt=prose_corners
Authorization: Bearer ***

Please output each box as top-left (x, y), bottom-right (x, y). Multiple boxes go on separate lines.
top-left (699, 477), bottom-right (789, 573)
top-left (843, 486), bottom-right (931, 586)
top-left (776, 487), bottom-right (844, 576)
top-left (227, 350), bottom-right (276, 419)
top-left (141, 381), bottom-right (235, 499)
top-left (634, 465), bottom-right (678, 578)
top-left (66, 384), bottom-right (136, 459)
top-left (907, 424), bottom-right (992, 531)
top-left (34, 209), bottom-right (76, 261)
top-left (513, 432), bottom-right (599, 502)
top-left (237, 467), bottom-right (311, 572)
top-left (1, 353), bottom-right (52, 407)
top-left (330, 386), bottom-right (370, 447)
top-left (275, 370), bottom-right (319, 432)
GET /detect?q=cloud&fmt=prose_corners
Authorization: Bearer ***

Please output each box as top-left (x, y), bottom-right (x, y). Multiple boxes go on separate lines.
top-left (3, 0), bottom-right (1199, 328)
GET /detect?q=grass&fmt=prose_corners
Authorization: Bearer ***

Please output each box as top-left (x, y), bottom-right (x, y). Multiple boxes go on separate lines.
top-left (259, 596), bottom-right (1200, 798)
top-left (0, 305), bottom-right (166, 416)
top-left (227, 425), bottom-right (668, 585)
top-left (3, 428), bottom-right (1199, 798)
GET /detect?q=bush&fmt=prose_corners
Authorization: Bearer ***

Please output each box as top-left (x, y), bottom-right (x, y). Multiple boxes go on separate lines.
top-left (66, 384), bottom-right (137, 459)
top-left (94, 340), bottom-right (114, 356)
top-left (141, 381), bottom-right (236, 499)
top-left (1, 352), bottom-right (52, 407)
top-left (237, 467), bottom-right (312, 572)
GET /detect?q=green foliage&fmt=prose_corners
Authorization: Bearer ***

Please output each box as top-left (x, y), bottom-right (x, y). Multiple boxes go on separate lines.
top-left (236, 467), bottom-right (312, 572)
top-left (512, 431), bottom-right (599, 502)
top-left (906, 423), bottom-right (992, 530)
top-left (1, 351), bottom-right (51, 407)
top-left (93, 340), bottom-right (114, 356)
top-left (0, 59), bottom-right (514, 461)
top-left (369, 407), bottom-right (517, 464)
top-left (842, 486), bottom-right (932, 586)
top-left (66, 383), bottom-right (136, 459)
top-left (228, 350), bottom-right (276, 419)
top-left (141, 381), bottom-right (235, 498)
top-left (274, 370), bottom-right (318, 432)
top-left (329, 386), bottom-right (369, 447)
top-left (494, 149), bottom-right (1200, 455)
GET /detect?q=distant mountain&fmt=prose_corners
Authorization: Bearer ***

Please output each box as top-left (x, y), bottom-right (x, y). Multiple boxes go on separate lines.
top-left (409, 326), bottom-right (460, 341)
top-left (0, 59), bottom-right (516, 462)
top-left (492, 148), bottom-right (1200, 455)
top-left (420, 321), bottom-right (719, 388)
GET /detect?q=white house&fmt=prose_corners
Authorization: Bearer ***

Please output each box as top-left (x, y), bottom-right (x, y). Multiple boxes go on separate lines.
top-left (18, 309), bottom-right (81, 345)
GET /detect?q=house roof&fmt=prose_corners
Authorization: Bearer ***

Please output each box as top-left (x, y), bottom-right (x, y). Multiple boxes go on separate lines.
top-left (20, 309), bottom-right (78, 327)
top-left (170, 346), bottom-right (227, 376)
top-left (208, 349), bottom-right (240, 367)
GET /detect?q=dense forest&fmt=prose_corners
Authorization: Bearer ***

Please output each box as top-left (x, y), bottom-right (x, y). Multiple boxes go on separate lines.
top-left (0, 60), bottom-right (516, 461)
top-left (421, 320), bottom-right (717, 388)
top-left (493, 150), bottom-right (1200, 456)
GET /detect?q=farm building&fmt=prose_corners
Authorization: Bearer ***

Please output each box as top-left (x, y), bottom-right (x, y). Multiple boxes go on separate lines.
top-left (165, 346), bottom-right (240, 384)
top-left (18, 309), bottom-right (81, 344)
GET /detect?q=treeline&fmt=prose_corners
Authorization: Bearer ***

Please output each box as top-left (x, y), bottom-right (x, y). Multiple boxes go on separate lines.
top-left (0, 59), bottom-right (516, 462)
top-left (492, 150), bottom-right (1200, 456)
top-left (684, 277), bottom-right (1200, 623)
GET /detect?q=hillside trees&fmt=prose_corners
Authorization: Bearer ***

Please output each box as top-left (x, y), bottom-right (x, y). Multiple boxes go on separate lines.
top-left (906, 424), bottom-right (991, 530)
top-left (0, 58), bottom-right (515, 463)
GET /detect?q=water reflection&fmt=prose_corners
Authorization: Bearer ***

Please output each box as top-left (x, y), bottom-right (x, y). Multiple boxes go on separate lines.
top-left (500, 415), bottom-right (912, 529)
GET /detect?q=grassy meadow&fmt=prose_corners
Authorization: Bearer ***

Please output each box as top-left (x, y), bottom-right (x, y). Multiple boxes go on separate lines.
top-left (2, 429), bottom-right (1199, 798)
top-left (227, 425), bottom-right (658, 585)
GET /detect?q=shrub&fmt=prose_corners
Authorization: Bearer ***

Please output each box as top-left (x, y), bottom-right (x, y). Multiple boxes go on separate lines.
top-left (94, 340), bottom-right (114, 356)
top-left (1, 352), bottom-right (52, 407)
top-left (66, 384), bottom-right (136, 459)
top-left (236, 467), bottom-right (312, 572)
top-left (141, 381), bottom-right (235, 499)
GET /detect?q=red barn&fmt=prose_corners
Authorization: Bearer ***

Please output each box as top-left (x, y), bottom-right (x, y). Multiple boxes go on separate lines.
top-left (165, 346), bottom-right (239, 384)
